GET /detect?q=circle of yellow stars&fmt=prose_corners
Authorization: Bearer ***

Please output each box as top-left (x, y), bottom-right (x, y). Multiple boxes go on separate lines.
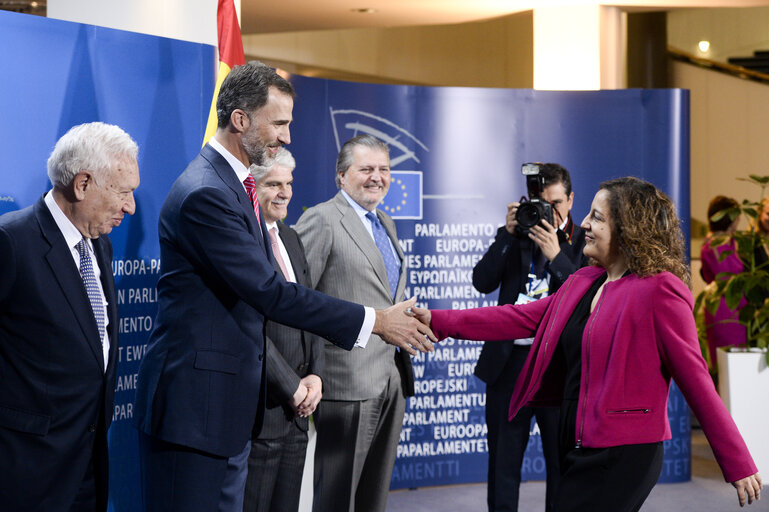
top-left (380, 178), bottom-right (408, 213)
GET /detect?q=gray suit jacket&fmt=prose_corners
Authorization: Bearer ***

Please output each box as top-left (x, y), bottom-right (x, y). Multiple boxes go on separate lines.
top-left (295, 191), bottom-right (414, 401)
top-left (257, 221), bottom-right (323, 439)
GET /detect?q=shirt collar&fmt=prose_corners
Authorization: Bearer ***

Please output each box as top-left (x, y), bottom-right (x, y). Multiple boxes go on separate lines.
top-left (44, 190), bottom-right (89, 250)
top-left (209, 136), bottom-right (251, 185)
top-left (340, 189), bottom-right (375, 222)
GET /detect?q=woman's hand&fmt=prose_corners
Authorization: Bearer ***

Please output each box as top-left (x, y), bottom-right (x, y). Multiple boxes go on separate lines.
top-left (733, 473), bottom-right (762, 506)
top-left (408, 305), bottom-right (432, 330)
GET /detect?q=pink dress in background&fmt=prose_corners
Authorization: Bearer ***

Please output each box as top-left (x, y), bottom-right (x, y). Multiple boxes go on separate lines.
top-left (700, 236), bottom-right (747, 365)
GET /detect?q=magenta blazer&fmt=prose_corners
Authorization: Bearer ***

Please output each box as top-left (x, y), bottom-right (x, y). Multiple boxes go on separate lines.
top-left (431, 265), bottom-right (757, 483)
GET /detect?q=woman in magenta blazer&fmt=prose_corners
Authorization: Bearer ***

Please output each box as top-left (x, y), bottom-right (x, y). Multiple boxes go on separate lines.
top-left (416, 177), bottom-right (761, 511)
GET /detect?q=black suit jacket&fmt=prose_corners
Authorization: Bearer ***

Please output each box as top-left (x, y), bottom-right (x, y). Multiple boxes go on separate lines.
top-left (0, 197), bottom-right (119, 511)
top-left (134, 144), bottom-right (365, 458)
top-left (472, 219), bottom-right (587, 385)
top-left (257, 221), bottom-right (323, 439)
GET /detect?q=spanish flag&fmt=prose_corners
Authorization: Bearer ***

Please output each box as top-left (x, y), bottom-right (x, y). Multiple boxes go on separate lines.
top-left (202, 0), bottom-right (246, 145)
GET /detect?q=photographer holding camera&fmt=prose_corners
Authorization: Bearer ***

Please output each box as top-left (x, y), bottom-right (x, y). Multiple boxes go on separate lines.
top-left (472, 163), bottom-right (587, 512)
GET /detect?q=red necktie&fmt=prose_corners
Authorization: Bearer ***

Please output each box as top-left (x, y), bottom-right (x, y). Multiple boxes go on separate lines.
top-left (243, 175), bottom-right (261, 225)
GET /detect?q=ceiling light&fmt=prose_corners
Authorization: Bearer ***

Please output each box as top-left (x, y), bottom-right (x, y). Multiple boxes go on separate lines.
top-left (698, 40), bottom-right (711, 53)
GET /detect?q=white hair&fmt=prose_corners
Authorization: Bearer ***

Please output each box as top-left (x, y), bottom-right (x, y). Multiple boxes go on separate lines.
top-left (47, 122), bottom-right (138, 188)
top-left (250, 147), bottom-right (296, 183)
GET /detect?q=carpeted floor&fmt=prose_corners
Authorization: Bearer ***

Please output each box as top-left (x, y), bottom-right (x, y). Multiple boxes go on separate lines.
top-left (387, 428), bottom-right (757, 512)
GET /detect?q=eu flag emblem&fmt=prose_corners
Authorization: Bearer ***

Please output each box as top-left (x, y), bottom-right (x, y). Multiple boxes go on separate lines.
top-left (380, 171), bottom-right (422, 220)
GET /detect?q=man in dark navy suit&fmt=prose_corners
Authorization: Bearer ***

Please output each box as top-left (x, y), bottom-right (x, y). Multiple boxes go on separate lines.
top-left (134, 61), bottom-right (435, 512)
top-left (0, 122), bottom-right (140, 511)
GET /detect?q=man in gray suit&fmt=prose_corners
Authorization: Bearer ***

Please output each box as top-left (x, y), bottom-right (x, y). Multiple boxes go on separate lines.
top-left (295, 134), bottom-right (413, 512)
top-left (243, 148), bottom-right (321, 512)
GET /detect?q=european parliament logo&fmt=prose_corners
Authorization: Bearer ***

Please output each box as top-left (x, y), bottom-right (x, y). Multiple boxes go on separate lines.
top-left (330, 107), bottom-right (426, 219)
top-left (380, 172), bottom-right (422, 219)
top-left (0, 194), bottom-right (18, 215)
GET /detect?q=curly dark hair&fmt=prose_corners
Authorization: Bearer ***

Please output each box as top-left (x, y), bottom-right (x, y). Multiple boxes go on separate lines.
top-left (599, 177), bottom-right (691, 286)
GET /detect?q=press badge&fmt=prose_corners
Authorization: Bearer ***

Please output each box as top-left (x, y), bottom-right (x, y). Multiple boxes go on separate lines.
top-left (517, 273), bottom-right (549, 304)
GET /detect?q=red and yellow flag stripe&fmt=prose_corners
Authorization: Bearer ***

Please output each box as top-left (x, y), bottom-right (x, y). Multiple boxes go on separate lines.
top-left (203, 0), bottom-right (246, 146)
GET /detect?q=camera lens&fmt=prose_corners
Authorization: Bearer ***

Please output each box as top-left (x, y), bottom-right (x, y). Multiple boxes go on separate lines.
top-left (516, 202), bottom-right (541, 229)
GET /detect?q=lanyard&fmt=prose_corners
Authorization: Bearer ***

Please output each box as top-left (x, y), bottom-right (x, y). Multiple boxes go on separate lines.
top-left (526, 257), bottom-right (549, 298)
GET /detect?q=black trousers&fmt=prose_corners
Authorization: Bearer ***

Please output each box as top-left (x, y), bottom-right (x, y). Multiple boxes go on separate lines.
top-left (485, 345), bottom-right (560, 512)
top-left (555, 399), bottom-right (664, 512)
top-left (243, 425), bottom-right (309, 512)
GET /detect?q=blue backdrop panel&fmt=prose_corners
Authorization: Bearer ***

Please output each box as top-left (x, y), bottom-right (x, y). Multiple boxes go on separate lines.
top-left (0, 8), bottom-right (692, 508)
top-left (0, 11), bottom-right (215, 511)
top-left (284, 76), bottom-right (692, 487)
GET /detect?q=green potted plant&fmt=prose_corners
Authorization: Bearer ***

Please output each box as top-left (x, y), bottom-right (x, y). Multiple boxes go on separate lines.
top-left (695, 175), bottom-right (769, 363)
top-left (694, 174), bottom-right (769, 474)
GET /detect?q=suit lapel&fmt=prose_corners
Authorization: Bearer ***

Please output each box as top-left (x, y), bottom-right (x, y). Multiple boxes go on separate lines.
top-left (201, 143), bottom-right (271, 259)
top-left (35, 200), bottom-right (105, 371)
top-left (333, 193), bottom-right (392, 298)
top-left (276, 222), bottom-right (308, 286)
top-left (379, 211), bottom-right (406, 299)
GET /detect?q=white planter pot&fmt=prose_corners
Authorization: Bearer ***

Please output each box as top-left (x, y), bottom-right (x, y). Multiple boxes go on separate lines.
top-left (717, 347), bottom-right (769, 475)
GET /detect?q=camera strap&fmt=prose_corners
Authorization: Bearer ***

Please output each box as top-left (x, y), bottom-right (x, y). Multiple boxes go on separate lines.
top-left (562, 215), bottom-right (575, 243)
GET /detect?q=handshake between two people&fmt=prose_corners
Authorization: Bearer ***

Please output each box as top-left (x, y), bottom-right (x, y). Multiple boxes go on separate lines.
top-left (373, 297), bottom-right (436, 356)
top-left (290, 299), bottom-right (435, 419)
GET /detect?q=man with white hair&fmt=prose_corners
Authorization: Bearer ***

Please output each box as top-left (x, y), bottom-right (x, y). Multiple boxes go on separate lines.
top-left (0, 122), bottom-right (140, 511)
top-left (243, 148), bottom-right (322, 512)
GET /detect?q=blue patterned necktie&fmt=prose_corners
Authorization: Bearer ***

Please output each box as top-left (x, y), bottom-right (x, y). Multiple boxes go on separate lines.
top-left (366, 212), bottom-right (401, 299)
top-left (76, 238), bottom-right (105, 344)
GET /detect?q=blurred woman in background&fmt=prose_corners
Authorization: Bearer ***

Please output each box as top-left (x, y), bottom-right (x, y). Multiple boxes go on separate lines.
top-left (700, 195), bottom-right (746, 368)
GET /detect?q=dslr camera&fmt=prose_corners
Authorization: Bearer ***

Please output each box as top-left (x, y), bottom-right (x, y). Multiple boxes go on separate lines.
top-left (515, 162), bottom-right (554, 236)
